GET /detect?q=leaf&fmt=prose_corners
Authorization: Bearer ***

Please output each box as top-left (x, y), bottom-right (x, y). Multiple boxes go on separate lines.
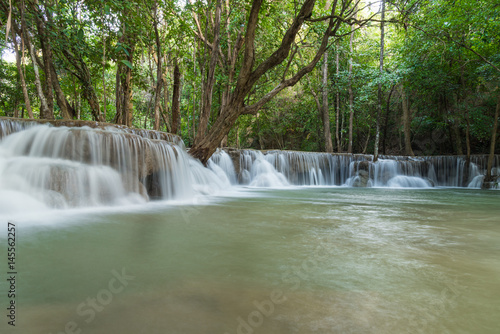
top-left (77, 28), bottom-right (84, 41)
top-left (121, 60), bottom-right (133, 70)
top-left (116, 43), bottom-right (130, 57)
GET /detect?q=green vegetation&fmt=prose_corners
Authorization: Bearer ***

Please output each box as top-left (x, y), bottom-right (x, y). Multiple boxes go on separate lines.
top-left (0, 0), bottom-right (499, 161)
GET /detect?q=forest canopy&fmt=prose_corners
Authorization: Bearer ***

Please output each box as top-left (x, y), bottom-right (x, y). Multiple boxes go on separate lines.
top-left (0, 0), bottom-right (499, 163)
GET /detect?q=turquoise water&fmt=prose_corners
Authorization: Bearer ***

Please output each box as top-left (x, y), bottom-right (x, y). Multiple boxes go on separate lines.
top-left (1, 187), bottom-right (499, 333)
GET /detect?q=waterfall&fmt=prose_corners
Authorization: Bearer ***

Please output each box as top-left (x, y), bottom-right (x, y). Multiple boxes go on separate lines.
top-left (210, 149), bottom-right (499, 189)
top-left (222, 150), bottom-right (368, 186)
top-left (2, 117), bottom-right (499, 215)
top-left (207, 149), bottom-right (237, 185)
top-left (0, 119), bottom-right (225, 213)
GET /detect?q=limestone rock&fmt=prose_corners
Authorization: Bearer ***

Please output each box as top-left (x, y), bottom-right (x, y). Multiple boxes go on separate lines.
top-left (352, 170), bottom-right (370, 187)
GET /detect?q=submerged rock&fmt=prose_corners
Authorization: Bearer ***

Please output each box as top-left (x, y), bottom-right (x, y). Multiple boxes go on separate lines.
top-left (481, 175), bottom-right (499, 189)
top-left (352, 170), bottom-right (370, 187)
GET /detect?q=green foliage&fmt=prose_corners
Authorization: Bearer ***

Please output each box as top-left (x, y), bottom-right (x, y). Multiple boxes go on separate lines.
top-left (1, 0), bottom-right (499, 156)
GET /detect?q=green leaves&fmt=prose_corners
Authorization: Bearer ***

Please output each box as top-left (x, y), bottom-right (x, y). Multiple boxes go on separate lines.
top-left (115, 43), bottom-right (130, 57)
top-left (120, 60), bottom-right (133, 70)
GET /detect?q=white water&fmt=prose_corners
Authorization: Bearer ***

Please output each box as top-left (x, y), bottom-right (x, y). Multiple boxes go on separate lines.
top-left (0, 121), bottom-right (226, 213)
top-left (1, 119), bottom-right (499, 215)
top-left (210, 149), bottom-right (499, 190)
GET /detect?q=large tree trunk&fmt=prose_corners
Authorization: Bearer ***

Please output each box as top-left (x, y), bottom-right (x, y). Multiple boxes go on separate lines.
top-left (190, 102), bottom-right (242, 163)
top-left (373, 0), bottom-right (385, 162)
top-left (11, 28), bottom-right (33, 119)
top-left (401, 85), bottom-right (415, 156)
top-left (189, 0), bottom-right (345, 164)
top-left (171, 62), bottom-right (181, 135)
top-left (322, 52), bottom-right (333, 153)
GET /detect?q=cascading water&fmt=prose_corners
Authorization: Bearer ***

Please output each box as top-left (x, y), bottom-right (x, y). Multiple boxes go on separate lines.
top-left (0, 119), bottom-right (226, 214)
top-left (207, 149), bottom-right (237, 185)
top-left (2, 117), bottom-right (499, 215)
top-left (228, 150), bottom-right (366, 186)
top-left (209, 149), bottom-right (499, 189)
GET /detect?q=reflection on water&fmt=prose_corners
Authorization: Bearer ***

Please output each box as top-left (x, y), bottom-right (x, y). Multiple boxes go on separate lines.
top-left (1, 188), bottom-right (500, 333)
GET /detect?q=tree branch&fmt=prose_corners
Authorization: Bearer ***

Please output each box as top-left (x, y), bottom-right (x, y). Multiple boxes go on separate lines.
top-left (243, 1), bottom-right (339, 115)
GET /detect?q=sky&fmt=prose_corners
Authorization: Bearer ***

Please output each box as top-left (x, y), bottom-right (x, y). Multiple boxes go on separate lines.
top-left (2, 49), bottom-right (16, 63)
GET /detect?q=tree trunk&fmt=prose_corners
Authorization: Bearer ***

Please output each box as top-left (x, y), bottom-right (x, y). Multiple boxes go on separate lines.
top-left (114, 24), bottom-right (135, 126)
top-left (152, 0), bottom-right (163, 131)
top-left (335, 44), bottom-right (341, 152)
top-left (114, 66), bottom-right (123, 124)
top-left (11, 28), bottom-right (33, 119)
top-left (463, 109), bottom-right (471, 187)
top-left (121, 59), bottom-right (134, 127)
top-left (189, 0), bottom-right (340, 163)
top-left (191, 44), bottom-right (196, 140)
top-left (101, 7), bottom-right (107, 121)
top-left (190, 102), bottom-right (242, 163)
top-left (51, 63), bottom-right (75, 119)
top-left (485, 94), bottom-right (500, 180)
top-left (465, 109), bottom-right (471, 159)
top-left (32, 2), bottom-right (54, 119)
top-left (163, 55), bottom-right (171, 132)
top-left (347, 15), bottom-right (355, 153)
top-left (171, 62), bottom-right (181, 135)
top-left (322, 52), bottom-right (333, 153)
top-left (195, 0), bottom-right (222, 144)
top-left (373, 0), bottom-right (385, 162)
top-left (309, 85), bottom-right (323, 151)
top-left (27, 37), bottom-right (50, 119)
top-left (60, 45), bottom-right (103, 121)
top-left (452, 117), bottom-right (463, 155)
top-left (401, 85), bottom-right (415, 156)
top-left (20, 0), bottom-right (50, 119)
top-left (76, 90), bottom-right (81, 120)
top-left (382, 85), bottom-right (395, 154)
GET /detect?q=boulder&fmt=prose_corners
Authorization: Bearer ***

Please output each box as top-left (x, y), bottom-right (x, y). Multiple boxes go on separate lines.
top-left (481, 175), bottom-right (499, 189)
top-left (352, 170), bottom-right (370, 187)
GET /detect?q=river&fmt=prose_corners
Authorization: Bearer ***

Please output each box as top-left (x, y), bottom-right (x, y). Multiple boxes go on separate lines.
top-left (1, 187), bottom-right (499, 334)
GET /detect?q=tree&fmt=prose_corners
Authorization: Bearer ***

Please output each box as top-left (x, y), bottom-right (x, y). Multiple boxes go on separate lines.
top-left (10, 26), bottom-right (33, 118)
top-left (151, 0), bottom-right (163, 130)
top-left (347, 5), bottom-right (356, 153)
top-left (321, 52), bottom-right (334, 152)
top-left (189, 0), bottom-right (372, 164)
top-left (373, 0), bottom-right (385, 161)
